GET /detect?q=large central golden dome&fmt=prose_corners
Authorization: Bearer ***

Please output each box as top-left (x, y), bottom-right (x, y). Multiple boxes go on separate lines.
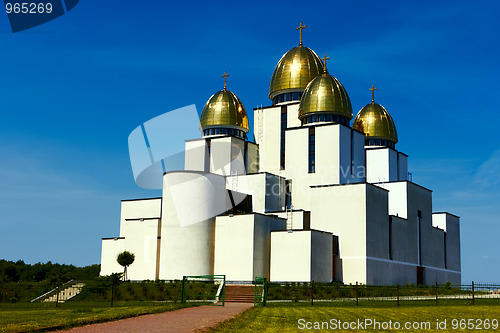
top-left (298, 71), bottom-right (353, 121)
top-left (200, 89), bottom-right (249, 133)
top-left (269, 46), bottom-right (324, 100)
top-left (353, 102), bottom-right (398, 144)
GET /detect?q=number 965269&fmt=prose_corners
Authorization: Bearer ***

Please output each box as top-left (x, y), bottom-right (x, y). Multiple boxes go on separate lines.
top-left (5, 2), bottom-right (53, 14)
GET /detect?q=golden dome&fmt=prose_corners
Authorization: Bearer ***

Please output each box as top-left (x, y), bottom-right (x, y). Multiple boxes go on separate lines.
top-left (353, 102), bottom-right (398, 143)
top-left (200, 89), bottom-right (249, 133)
top-left (269, 46), bottom-right (324, 100)
top-left (298, 72), bottom-right (353, 120)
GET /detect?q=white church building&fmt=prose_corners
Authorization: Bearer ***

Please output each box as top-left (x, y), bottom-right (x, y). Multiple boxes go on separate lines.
top-left (100, 24), bottom-right (461, 285)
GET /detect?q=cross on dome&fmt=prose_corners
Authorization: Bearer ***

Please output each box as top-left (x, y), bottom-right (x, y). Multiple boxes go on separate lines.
top-left (296, 22), bottom-right (307, 46)
top-left (369, 85), bottom-right (377, 103)
top-left (321, 54), bottom-right (330, 72)
top-left (222, 71), bottom-right (230, 90)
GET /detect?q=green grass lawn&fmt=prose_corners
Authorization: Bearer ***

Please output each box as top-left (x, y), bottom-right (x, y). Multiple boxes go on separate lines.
top-left (210, 301), bottom-right (500, 332)
top-left (0, 301), bottom-right (196, 333)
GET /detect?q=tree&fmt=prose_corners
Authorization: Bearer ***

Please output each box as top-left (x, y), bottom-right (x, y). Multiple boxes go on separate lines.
top-left (116, 251), bottom-right (135, 281)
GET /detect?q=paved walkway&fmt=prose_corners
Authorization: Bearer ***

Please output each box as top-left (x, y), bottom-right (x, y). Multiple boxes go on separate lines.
top-left (52, 303), bottom-right (252, 333)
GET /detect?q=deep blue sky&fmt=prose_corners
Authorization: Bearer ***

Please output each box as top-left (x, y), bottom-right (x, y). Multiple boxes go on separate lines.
top-left (0, 0), bottom-right (498, 282)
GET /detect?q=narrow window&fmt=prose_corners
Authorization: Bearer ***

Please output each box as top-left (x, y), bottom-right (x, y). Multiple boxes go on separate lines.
top-left (389, 216), bottom-right (393, 260)
top-left (205, 139), bottom-right (211, 172)
top-left (417, 210), bottom-right (422, 266)
top-left (350, 129), bottom-right (354, 176)
top-left (444, 232), bottom-right (447, 269)
top-left (308, 127), bottom-right (315, 173)
top-left (285, 180), bottom-right (292, 209)
top-left (280, 106), bottom-right (287, 169)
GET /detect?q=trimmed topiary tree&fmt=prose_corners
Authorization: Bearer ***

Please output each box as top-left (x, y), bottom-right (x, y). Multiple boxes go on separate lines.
top-left (116, 251), bottom-right (135, 281)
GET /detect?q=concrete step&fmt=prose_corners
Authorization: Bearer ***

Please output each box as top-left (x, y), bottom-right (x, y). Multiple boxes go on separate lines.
top-left (32, 280), bottom-right (85, 303)
top-left (225, 285), bottom-right (255, 303)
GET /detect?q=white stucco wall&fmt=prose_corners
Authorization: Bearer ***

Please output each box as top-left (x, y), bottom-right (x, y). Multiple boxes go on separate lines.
top-left (101, 198), bottom-right (162, 279)
top-left (100, 238), bottom-right (125, 276)
top-left (184, 139), bottom-right (208, 172)
top-left (366, 148), bottom-right (408, 183)
top-left (310, 231), bottom-right (334, 282)
top-left (398, 153), bottom-right (408, 181)
top-left (119, 198), bottom-right (162, 237)
top-left (365, 184), bottom-right (390, 260)
top-left (214, 214), bottom-right (286, 281)
top-left (246, 142), bottom-right (259, 174)
top-left (232, 173), bottom-right (285, 213)
top-left (380, 181), bottom-right (408, 219)
top-left (254, 105), bottom-right (281, 174)
top-left (210, 136), bottom-right (246, 177)
top-left (272, 210), bottom-right (310, 230)
top-left (120, 219), bottom-right (159, 281)
top-left (433, 212), bottom-right (461, 273)
top-left (309, 183), bottom-right (368, 257)
top-left (270, 231), bottom-right (311, 282)
top-left (159, 171), bottom-right (224, 280)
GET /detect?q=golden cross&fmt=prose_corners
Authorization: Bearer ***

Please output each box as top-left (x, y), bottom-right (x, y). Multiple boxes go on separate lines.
top-left (296, 22), bottom-right (307, 46)
top-left (321, 54), bottom-right (330, 71)
top-left (369, 85), bottom-right (377, 103)
top-left (222, 71), bottom-right (229, 90)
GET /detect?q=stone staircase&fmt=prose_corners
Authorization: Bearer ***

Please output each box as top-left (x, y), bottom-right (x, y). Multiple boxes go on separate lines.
top-left (31, 280), bottom-right (85, 303)
top-left (224, 285), bottom-right (255, 303)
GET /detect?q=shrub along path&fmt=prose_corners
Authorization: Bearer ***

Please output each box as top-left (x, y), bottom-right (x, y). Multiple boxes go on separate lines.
top-left (51, 303), bottom-right (253, 333)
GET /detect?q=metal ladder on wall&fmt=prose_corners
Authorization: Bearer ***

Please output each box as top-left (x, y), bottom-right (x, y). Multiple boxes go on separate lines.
top-left (257, 106), bottom-right (264, 169)
top-left (286, 206), bottom-right (293, 232)
top-left (231, 170), bottom-right (238, 192)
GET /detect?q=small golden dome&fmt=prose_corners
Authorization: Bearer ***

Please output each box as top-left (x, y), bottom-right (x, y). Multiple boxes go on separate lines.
top-left (269, 46), bottom-right (324, 100)
top-left (298, 72), bottom-right (353, 121)
top-left (200, 89), bottom-right (249, 133)
top-left (353, 102), bottom-right (398, 143)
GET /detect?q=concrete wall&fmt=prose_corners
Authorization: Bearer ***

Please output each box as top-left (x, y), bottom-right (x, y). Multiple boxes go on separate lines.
top-left (100, 238), bottom-right (125, 276)
top-left (310, 231), bottom-right (334, 282)
top-left (366, 258), bottom-right (416, 285)
top-left (381, 182), bottom-right (408, 219)
top-left (433, 212), bottom-right (461, 273)
top-left (119, 198), bottom-right (162, 237)
top-left (270, 231), bottom-right (311, 282)
top-left (214, 215), bottom-right (255, 281)
top-left (246, 142), bottom-right (259, 174)
top-left (309, 183), bottom-right (370, 284)
top-left (253, 215), bottom-right (287, 279)
top-left (390, 215), bottom-right (417, 263)
top-left (214, 214), bottom-right (286, 281)
top-left (366, 148), bottom-right (408, 183)
top-left (185, 139), bottom-right (208, 172)
top-left (210, 136), bottom-right (246, 177)
top-left (272, 210), bottom-right (310, 230)
top-left (231, 173), bottom-right (285, 213)
top-left (159, 171), bottom-right (223, 280)
top-left (101, 198), bottom-right (162, 279)
top-left (365, 184), bottom-right (390, 259)
top-left (120, 219), bottom-right (159, 280)
top-left (254, 105), bottom-right (282, 175)
top-left (352, 130), bottom-right (366, 181)
top-left (269, 228), bottom-right (334, 283)
top-left (398, 153), bottom-right (408, 181)
top-left (284, 124), bottom-right (366, 213)
top-left (309, 183), bottom-right (368, 256)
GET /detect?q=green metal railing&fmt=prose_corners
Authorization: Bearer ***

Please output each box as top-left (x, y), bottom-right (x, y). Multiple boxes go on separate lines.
top-left (182, 275), bottom-right (225, 306)
top-left (254, 277), bottom-right (267, 306)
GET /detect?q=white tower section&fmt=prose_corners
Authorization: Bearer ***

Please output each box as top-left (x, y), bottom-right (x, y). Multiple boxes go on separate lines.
top-left (366, 147), bottom-right (408, 183)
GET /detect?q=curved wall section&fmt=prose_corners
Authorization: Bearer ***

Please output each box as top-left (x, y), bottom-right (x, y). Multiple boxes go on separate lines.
top-left (159, 171), bottom-right (228, 280)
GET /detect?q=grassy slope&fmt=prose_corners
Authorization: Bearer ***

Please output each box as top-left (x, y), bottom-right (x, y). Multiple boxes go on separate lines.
top-left (210, 302), bottom-right (500, 332)
top-left (0, 302), bottom-right (196, 333)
